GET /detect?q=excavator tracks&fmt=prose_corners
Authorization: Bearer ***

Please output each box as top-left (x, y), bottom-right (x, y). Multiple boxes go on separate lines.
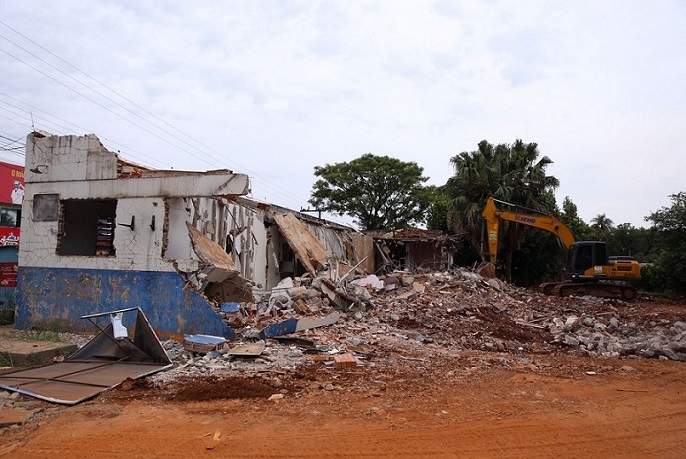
top-left (539, 282), bottom-right (637, 301)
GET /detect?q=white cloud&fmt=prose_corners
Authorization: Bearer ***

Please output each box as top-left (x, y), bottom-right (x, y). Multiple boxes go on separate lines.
top-left (0, 0), bottom-right (684, 226)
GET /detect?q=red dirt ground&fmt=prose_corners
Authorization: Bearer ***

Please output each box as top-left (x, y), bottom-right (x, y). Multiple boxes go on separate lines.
top-left (1, 298), bottom-right (685, 458)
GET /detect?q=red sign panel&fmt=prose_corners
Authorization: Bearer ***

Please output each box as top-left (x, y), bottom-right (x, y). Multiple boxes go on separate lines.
top-left (0, 227), bottom-right (19, 246)
top-left (0, 262), bottom-right (17, 287)
top-left (0, 161), bottom-right (25, 206)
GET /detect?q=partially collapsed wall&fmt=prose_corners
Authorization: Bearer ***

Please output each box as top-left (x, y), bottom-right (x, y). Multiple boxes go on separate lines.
top-left (15, 132), bottom-right (376, 339)
top-left (16, 132), bottom-right (250, 338)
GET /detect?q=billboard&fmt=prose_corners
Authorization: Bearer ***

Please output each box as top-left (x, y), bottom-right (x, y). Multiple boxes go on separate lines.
top-left (0, 161), bottom-right (25, 206)
top-left (0, 261), bottom-right (17, 287)
top-left (0, 227), bottom-right (19, 246)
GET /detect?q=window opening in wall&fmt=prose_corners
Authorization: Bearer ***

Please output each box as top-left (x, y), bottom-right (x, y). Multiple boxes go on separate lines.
top-left (278, 241), bottom-right (307, 278)
top-left (58, 200), bottom-right (117, 256)
top-left (0, 207), bottom-right (20, 228)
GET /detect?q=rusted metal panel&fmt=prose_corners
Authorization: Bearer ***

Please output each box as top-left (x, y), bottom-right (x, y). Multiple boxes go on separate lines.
top-left (0, 362), bottom-right (169, 404)
top-left (0, 308), bottom-right (171, 405)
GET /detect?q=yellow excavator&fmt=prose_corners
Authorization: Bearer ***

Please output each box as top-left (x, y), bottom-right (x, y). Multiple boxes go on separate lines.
top-left (479, 197), bottom-right (641, 300)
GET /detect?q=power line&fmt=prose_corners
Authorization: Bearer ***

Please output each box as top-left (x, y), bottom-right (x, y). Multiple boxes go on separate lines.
top-left (0, 23), bottom-right (326, 215)
top-left (0, 134), bottom-right (25, 144)
top-left (0, 112), bottom-right (31, 128)
top-left (0, 47), bottom-right (230, 168)
top-left (0, 33), bottom-right (235, 168)
top-left (1, 46), bottom-right (311, 209)
top-left (0, 20), bottom-right (313, 208)
top-left (0, 23), bottom-right (313, 209)
top-left (0, 94), bottom-right (166, 168)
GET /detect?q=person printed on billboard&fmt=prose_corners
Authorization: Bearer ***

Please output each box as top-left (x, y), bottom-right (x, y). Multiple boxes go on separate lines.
top-left (11, 181), bottom-right (24, 205)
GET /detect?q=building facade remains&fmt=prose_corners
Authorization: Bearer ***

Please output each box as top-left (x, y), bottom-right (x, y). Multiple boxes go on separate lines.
top-left (16, 132), bottom-right (374, 338)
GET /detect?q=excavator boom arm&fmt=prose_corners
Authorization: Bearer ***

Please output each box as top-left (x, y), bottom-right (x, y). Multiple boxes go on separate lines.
top-left (482, 197), bottom-right (576, 265)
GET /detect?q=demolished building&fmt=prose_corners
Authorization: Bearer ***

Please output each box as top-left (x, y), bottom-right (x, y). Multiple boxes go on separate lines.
top-left (372, 227), bottom-right (461, 273)
top-left (16, 132), bottom-right (375, 338)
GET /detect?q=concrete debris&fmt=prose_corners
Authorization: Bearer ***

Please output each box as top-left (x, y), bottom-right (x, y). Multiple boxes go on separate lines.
top-left (550, 310), bottom-right (686, 361)
top-left (227, 341), bottom-right (266, 357)
top-left (350, 275), bottom-right (385, 290)
top-left (183, 335), bottom-right (226, 354)
top-left (199, 267), bottom-right (686, 364)
top-left (184, 222), bottom-right (254, 304)
top-left (95, 266), bottom-right (682, 386)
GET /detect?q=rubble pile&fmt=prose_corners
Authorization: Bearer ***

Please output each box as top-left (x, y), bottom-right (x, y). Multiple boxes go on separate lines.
top-left (550, 311), bottom-right (686, 360)
top-left (155, 268), bottom-right (685, 385)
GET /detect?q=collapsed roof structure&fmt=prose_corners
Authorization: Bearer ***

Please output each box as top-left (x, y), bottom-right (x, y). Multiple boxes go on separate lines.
top-left (15, 132), bottom-right (400, 338)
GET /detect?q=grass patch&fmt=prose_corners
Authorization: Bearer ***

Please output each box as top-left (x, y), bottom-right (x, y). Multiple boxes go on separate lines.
top-left (8, 328), bottom-right (64, 343)
top-left (0, 352), bottom-right (13, 368)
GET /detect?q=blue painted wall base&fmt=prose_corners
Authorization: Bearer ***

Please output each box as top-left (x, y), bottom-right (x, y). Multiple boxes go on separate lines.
top-left (16, 266), bottom-right (235, 340)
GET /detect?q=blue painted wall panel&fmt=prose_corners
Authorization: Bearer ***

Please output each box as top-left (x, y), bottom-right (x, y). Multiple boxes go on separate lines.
top-left (0, 246), bottom-right (18, 309)
top-left (0, 246), bottom-right (18, 263)
top-left (16, 266), bottom-right (234, 340)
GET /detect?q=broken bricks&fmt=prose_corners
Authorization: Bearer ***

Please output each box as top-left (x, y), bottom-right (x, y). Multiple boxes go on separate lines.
top-left (333, 353), bottom-right (357, 370)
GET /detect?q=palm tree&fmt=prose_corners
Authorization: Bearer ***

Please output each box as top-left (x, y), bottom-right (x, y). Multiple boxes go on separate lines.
top-left (591, 214), bottom-right (614, 241)
top-left (591, 214), bottom-right (614, 232)
top-left (446, 139), bottom-right (559, 282)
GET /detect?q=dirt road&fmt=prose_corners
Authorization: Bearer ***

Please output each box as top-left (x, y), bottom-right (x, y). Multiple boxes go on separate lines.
top-left (1, 350), bottom-right (685, 458)
top-left (2, 286), bottom-right (686, 458)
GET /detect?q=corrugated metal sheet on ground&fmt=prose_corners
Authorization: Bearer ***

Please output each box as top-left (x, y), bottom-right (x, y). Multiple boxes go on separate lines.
top-left (0, 361), bottom-right (169, 404)
top-left (0, 307), bottom-right (172, 405)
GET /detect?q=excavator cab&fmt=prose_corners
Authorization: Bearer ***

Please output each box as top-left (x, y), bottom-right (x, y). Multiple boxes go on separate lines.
top-left (567, 241), bottom-right (608, 280)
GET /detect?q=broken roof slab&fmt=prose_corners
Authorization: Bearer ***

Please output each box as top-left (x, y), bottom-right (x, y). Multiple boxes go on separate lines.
top-left (273, 213), bottom-right (329, 277)
top-left (27, 172), bottom-right (249, 199)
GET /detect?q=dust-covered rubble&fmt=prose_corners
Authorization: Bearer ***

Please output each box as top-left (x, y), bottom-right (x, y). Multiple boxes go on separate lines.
top-left (151, 268), bottom-right (685, 384)
top-left (551, 312), bottom-right (686, 360)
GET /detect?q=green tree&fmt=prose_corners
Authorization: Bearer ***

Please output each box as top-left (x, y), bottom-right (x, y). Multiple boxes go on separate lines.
top-left (591, 214), bottom-right (614, 231)
top-left (309, 153), bottom-right (430, 231)
top-left (560, 196), bottom-right (593, 240)
top-left (645, 192), bottom-right (686, 294)
top-left (425, 185), bottom-right (452, 234)
top-left (446, 139), bottom-right (559, 282)
top-left (604, 223), bottom-right (655, 261)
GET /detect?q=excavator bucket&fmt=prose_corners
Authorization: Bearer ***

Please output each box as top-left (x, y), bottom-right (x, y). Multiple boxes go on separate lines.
top-left (476, 261), bottom-right (496, 279)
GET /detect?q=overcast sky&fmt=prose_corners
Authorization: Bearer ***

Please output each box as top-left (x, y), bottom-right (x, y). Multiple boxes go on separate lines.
top-left (1, 1), bottom-right (684, 228)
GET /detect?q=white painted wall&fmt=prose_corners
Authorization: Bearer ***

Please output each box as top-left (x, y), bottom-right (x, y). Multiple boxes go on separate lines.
top-left (19, 195), bottom-right (173, 272)
top-left (164, 198), bottom-right (194, 261)
top-left (112, 198), bottom-right (168, 271)
top-left (20, 132), bottom-right (362, 294)
top-left (20, 133), bottom-right (249, 275)
top-left (164, 196), bottom-right (273, 290)
top-left (25, 133), bottom-right (117, 183)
